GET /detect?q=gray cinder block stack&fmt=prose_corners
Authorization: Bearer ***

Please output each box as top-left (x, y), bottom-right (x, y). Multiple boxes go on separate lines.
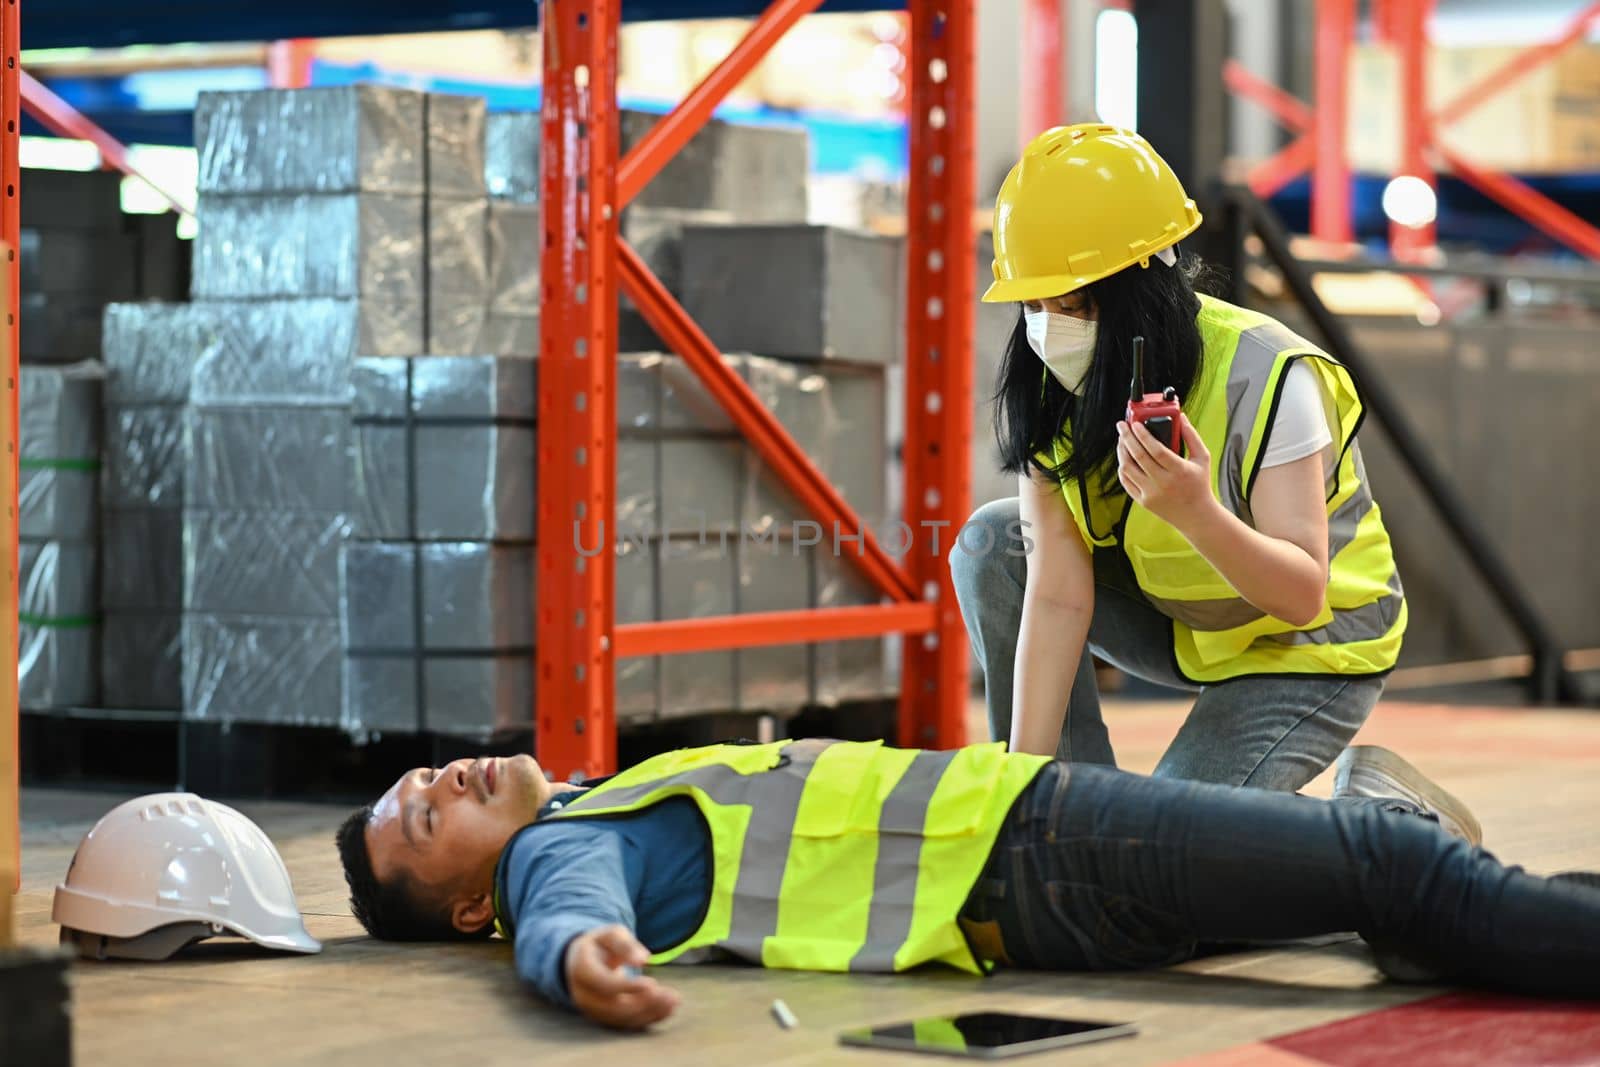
top-left (480, 109), bottom-right (809, 354)
top-left (613, 352), bottom-right (893, 719)
top-left (99, 303), bottom-right (215, 709)
top-left (194, 86), bottom-right (433, 355)
top-left (426, 94), bottom-right (492, 355)
top-left (483, 111), bottom-right (540, 355)
top-left (19, 363), bottom-right (103, 708)
top-left (680, 224), bottom-right (904, 364)
top-left (180, 302), bottom-right (356, 726)
top-left (20, 168), bottom-right (145, 365)
top-left (342, 355), bottom-right (535, 739)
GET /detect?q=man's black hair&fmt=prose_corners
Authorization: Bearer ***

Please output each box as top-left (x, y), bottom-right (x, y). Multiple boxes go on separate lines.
top-left (335, 805), bottom-right (495, 942)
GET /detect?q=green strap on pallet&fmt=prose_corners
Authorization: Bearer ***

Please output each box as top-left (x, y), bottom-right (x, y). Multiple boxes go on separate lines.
top-left (19, 458), bottom-right (100, 472)
top-left (18, 614), bottom-right (98, 630)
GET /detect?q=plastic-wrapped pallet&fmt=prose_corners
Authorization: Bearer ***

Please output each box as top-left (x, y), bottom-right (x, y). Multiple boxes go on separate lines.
top-left (191, 194), bottom-right (425, 354)
top-left (100, 303), bottom-right (214, 709)
top-left (196, 86), bottom-right (427, 196)
top-left (482, 111), bottom-right (539, 353)
top-left (736, 534), bottom-right (811, 714)
top-left (19, 364), bottom-right (103, 709)
top-left (680, 224), bottom-right (904, 363)
top-left (20, 363), bottom-right (102, 542)
top-left (657, 538), bottom-right (738, 720)
top-left (348, 355), bottom-right (536, 542)
top-left (19, 542), bottom-right (99, 709)
top-left (427, 94), bottom-right (491, 355)
top-left (181, 303), bottom-right (352, 727)
top-left (812, 548), bottom-right (890, 706)
top-left (340, 541), bottom-right (533, 739)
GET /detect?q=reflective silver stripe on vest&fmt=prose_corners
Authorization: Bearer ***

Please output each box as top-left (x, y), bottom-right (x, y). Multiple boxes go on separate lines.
top-left (1142, 592), bottom-right (1265, 632)
top-left (1217, 320), bottom-right (1307, 524)
top-left (556, 739), bottom-right (835, 963)
top-left (1152, 323), bottom-right (1397, 641)
top-left (848, 748), bottom-right (961, 972)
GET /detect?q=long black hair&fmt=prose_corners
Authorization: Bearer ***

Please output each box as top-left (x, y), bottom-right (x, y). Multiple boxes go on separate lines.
top-left (994, 251), bottom-right (1211, 493)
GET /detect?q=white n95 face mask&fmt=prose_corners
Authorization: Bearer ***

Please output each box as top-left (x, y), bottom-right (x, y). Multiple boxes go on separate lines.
top-left (1024, 310), bottom-right (1098, 393)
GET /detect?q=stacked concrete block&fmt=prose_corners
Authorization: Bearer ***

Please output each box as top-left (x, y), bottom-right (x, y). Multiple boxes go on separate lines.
top-left (342, 355), bottom-right (536, 738)
top-left (483, 112), bottom-right (540, 355)
top-left (427, 94), bottom-right (492, 355)
top-left (680, 224), bottom-right (904, 364)
top-left (99, 303), bottom-right (215, 709)
top-left (180, 302), bottom-right (356, 727)
top-left (18, 364), bottom-right (103, 708)
top-left (19, 167), bottom-right (190, 364)
top-left (193, 85), bottom-right (477, 356)
top-left (479, 109), bottom-right (809, 355)
top-left (613, 352), bottom-right (892, 718)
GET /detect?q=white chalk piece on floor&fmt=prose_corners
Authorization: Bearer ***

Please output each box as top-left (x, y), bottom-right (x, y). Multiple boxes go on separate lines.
top-left (770, 999), bottom-right (799, 1030)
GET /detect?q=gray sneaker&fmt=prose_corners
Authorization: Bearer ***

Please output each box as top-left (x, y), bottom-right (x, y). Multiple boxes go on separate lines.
top-left (1333, 745), bottom-right (1483, 846)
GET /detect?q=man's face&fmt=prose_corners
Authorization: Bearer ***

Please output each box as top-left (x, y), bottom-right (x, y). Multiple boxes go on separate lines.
top-left (365, 754), bottom-right (551, 930)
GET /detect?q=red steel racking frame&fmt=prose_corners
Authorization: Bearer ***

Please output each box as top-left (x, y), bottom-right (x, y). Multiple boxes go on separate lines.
top-left (536, 0), bottom-right (975, 779)
top-left (2, 0), bottom-right (18, 896)
top-left (1229, 0), bottom-right (1600, 261)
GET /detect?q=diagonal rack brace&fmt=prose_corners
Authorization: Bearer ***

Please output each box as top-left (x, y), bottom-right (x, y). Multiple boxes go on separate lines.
top-left (616, 236), bottom-right (919, 605)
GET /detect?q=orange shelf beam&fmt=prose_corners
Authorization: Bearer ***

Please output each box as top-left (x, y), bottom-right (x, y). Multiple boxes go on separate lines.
top-left (615, 604), bottom-right (937, 658)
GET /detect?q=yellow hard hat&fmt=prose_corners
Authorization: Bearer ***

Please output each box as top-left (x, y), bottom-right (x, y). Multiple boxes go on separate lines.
top-left (983, 124), bottom-right (1203, 304)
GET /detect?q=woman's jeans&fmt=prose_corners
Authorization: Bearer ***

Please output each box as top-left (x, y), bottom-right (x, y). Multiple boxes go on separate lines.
top-left (963, 763), bottom-right (1600, 997)
top-left (950, 497), bottom-right (1383, 791)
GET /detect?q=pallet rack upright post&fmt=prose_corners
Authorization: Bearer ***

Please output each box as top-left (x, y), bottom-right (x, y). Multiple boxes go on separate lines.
top-left (536, 0), bottom-right (975, 780)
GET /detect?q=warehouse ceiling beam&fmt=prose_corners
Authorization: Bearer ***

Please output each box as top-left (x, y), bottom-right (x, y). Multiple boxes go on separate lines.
top-left (616, 0), bottom-right (822, 207)
top-left (17, 70), bottom-right (193, 217)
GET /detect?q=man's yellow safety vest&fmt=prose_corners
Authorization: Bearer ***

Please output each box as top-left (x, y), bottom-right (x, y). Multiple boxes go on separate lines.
top-left (1052, 295), bottom-right (1406, 683)
top-left (535, 739), bottom-right (1049, 974)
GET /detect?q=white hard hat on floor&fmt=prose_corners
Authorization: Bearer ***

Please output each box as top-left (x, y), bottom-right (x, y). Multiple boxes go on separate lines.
top-left (53, 792), bottom-right (322, 960)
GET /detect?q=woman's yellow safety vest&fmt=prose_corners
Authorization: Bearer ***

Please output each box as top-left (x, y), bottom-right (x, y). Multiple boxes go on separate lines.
top-left (1051, 295), bottom-right (1406, 683)
top-left (527, 739), bottom-right (1049, 974)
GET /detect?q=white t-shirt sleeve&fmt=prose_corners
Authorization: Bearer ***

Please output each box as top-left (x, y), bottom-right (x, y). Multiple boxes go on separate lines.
top-left (1260, 361), bottom-right (1334, 469)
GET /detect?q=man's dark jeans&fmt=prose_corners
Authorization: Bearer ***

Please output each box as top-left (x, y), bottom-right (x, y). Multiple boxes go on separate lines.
top-left (963, 763), bottom-right (1600, 997)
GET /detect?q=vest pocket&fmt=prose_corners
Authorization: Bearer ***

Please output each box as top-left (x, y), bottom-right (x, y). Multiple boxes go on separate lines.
top-left (1127, 543), bottom-right (1238, 602)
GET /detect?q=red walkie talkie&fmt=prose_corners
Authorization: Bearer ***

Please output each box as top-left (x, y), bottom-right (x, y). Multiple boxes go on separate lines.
top-left (1126, 335), bottom-right (1182, 451)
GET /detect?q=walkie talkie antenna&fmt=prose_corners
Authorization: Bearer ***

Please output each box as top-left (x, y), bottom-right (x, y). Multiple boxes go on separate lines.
top-left (1130, 335), bottom-right (1146, 402)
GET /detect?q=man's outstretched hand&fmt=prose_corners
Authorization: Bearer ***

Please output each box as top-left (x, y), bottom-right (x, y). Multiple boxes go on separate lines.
top-left (564, 925), bottom-right (681, 1030)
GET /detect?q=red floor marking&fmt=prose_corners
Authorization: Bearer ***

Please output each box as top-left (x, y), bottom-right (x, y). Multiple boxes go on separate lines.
top-left (1268, 993), bottom-right (1600, 1067)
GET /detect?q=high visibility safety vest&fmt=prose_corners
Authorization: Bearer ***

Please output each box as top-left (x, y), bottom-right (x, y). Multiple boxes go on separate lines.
top-left (1052, 295), bottom-right (1406, 683)
top-left (504, 739), bottom-right (1049, 975)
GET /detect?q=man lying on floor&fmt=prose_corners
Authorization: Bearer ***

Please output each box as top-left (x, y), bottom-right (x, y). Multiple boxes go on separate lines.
top-left (336, 738), bottom-right (1600, 1030)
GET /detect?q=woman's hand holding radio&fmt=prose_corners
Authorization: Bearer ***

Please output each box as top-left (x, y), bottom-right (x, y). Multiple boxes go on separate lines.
top-left (1116, 414), bottom-right (1217, 534)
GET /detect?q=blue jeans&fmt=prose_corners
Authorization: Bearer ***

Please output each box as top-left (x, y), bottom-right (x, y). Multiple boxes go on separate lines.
top-left (962, 763), bottom-right (1600, 997)
top-left (950, 497), bottom-right (1382, 790)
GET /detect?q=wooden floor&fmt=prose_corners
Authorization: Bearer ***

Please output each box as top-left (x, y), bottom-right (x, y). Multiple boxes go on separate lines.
top-left (15, 696), bottom-right (1600, 1066)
